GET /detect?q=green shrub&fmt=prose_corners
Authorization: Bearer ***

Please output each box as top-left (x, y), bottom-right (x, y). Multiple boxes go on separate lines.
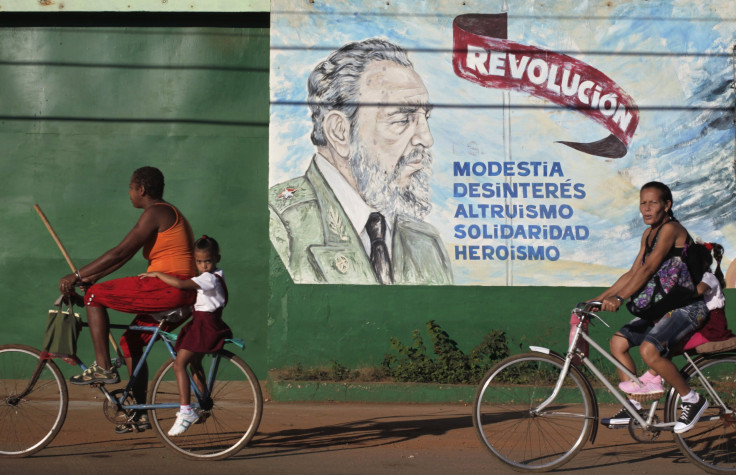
top-left (269, 321), bottom-right (509, 384)
top-left (382, 320), bottom-right (509, 384)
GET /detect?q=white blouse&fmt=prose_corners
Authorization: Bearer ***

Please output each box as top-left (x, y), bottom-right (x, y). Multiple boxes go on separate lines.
top-left (191, 269), bottom-right (226, 312)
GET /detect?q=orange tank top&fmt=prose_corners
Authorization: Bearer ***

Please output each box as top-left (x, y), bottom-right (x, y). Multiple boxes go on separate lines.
top-left (143, 203), bottom-right (196, 278)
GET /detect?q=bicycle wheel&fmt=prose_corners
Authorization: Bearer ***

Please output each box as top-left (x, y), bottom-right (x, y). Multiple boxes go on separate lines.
top-left (667, 353), bottom-right (736, 473)
top-left (473, 352), bottom-right (595, 472)
top-left (0, 344), bottom-right (68, 457)
top-left (148, 349), bottom-right (263, 460)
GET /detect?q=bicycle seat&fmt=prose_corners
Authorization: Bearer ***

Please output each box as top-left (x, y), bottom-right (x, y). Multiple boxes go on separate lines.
top-left (148, 306), bottom-right (193, 324)
top-left (693, 336), bottom-right (736, 354)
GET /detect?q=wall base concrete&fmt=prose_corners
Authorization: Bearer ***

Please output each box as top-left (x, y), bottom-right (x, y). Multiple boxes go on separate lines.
top-left (266, 379), bottom-right (623, 404)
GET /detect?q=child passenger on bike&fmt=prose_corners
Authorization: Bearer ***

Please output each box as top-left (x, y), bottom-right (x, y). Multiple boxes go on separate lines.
top-left (591, 182), bottom-right (709, 434)
top-left (683, 242), bottom-right (733, 349)
top-left (139, 235), bottom-right (231, 436)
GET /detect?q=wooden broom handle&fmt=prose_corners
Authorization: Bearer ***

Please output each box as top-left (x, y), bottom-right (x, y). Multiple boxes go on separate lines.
top-left (34, 204), bottom-right (78, 274)
top-left (35, 204), bottom-right (121, 353)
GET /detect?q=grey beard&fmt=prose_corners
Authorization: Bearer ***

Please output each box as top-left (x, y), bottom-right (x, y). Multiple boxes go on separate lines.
top-left (349, 144), bottom-right (433, 222)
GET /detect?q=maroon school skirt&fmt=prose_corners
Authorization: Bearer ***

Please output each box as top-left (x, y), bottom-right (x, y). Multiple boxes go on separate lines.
top-left (699, 307), bottom-right (734, 341)
top-left (174, 309), bottom-right (232, 353)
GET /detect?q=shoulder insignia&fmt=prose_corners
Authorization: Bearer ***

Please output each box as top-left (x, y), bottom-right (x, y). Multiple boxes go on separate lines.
top-left (269, 177), bottom-right (314, 213)
top-left (277, 187), bottom-right (297, 200)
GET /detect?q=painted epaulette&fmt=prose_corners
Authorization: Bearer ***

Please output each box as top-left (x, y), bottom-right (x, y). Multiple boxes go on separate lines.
top-left (268, 176), bottom-right (316, 214)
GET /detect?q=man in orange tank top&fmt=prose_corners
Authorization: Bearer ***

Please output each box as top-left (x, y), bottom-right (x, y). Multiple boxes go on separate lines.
top-left (59, 167), bottom-right (196, 433)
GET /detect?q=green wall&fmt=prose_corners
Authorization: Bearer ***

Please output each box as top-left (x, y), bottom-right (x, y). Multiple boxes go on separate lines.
top-left (0, 17), bottom-right (271, 376)
top-left (1, 14), bottom-right (732, 381)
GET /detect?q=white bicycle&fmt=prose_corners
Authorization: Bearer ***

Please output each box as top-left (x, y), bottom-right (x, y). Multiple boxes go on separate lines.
top-left (473, 301), bottom-right (736, 473)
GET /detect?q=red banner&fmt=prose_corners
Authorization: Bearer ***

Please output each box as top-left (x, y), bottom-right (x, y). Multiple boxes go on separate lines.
top-left (452, 13), bottom-right (639, 158)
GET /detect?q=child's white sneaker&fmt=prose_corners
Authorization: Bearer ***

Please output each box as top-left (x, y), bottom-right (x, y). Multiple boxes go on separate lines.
top-left (168, 411), bottom-right (199, 436)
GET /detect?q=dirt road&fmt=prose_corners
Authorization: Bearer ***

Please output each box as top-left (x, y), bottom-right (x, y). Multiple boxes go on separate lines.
top-left (4, 387), bottom-right (699, 474)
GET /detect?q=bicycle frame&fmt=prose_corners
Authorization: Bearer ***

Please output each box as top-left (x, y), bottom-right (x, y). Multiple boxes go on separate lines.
top-left (576, 329), bottom-right (667, 430)
top-left (32, 294), bottom-right (246, 418)
top-left (81, 321), bottom-right (219, 413)
top-left (530, 305), bottom-right (697, 432)
top-left (676, 352), bottom-right (734, 419)
top-left (2, 310), bottom-right (260, 460)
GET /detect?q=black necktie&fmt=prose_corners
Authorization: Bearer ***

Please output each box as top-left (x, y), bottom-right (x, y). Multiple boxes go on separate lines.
top-left (366, 212), bottom-right (393, 285)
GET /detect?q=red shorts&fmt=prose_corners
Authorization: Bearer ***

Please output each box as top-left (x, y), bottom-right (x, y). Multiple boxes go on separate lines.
top-left (85, 275), bottom-right (195, 312)
top-left (84, 276), bottom-right (196, 358)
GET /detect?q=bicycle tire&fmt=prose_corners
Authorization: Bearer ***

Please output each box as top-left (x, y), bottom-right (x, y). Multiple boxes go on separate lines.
top-left (667, 353), bottom-right (736, 473)
top-left (148, 349), bottom-right (263, 460)
top-left (0, 344), bottom-right (68, 458)
top-left (473, 352), bottom-right (595, 472)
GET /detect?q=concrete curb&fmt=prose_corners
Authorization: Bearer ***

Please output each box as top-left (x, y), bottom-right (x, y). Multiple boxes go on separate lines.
top-left (267, 379), bottom-right (623, 404)
top-left (267, 380), bottom-right (478, 403)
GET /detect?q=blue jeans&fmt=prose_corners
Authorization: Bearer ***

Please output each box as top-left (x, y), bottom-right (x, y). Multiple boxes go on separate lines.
top-left (618, 300), bottom-right (708, 357)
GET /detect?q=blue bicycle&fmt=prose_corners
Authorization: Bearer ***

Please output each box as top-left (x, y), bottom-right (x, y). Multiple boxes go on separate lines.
top-left (0, 288), bottom-right (263, 460)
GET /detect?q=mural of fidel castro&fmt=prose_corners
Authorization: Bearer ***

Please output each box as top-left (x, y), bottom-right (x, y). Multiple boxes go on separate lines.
top-left (269, 38), bottom-right (453, 285)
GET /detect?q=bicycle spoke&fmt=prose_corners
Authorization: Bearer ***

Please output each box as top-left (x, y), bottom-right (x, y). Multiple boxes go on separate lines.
top-left (148, 350), bottom-right (262, 460)
top-left (473, 353), bottom-right (593, 471)
top-left (670, 354), bottom-right (736, 472)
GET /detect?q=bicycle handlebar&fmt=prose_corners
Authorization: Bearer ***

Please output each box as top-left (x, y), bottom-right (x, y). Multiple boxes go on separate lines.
top-left (576, 301), bottom-right (603, 312)
top-left (572, 301), bottom-right (610, 328)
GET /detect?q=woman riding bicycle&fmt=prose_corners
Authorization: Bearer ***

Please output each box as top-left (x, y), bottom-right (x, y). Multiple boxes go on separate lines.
top-left (591, 181), bottom-right (709, 434)
top-left (58, 166), bottom-right (196, 433)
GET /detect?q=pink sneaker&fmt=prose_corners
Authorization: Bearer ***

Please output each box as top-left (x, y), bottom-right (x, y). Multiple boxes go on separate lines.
top-left (618, 372), bottom-right (659, 393)
top-left (623, 376), bottom-right (665, 402)
top-left (618, 380), bottom-right (639, 393)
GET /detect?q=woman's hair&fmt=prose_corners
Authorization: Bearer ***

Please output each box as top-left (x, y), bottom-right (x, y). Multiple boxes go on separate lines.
top-left (707, 242), bottom-right (726, 289)
top-left (641, 181), bottom-right (675, 218)
top-left (195, 235), bottom-right (220, 256)
top-left (132, 166), bottom-right (164, 200)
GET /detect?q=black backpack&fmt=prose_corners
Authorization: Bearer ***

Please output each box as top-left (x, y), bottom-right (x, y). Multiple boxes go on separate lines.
top-left (683, 239), bottom-right (709, 293)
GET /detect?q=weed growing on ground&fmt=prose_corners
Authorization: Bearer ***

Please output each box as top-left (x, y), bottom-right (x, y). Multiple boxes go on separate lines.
top-left (270, 321), bottom-right (510, 384)
top-left (382, 320), bottom-right (510, 384)
top-left (270, 361), bottom-right (388, 382)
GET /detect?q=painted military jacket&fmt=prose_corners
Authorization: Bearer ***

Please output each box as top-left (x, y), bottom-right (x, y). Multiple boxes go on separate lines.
top-left (269, 158), bottom-right (453, 285)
